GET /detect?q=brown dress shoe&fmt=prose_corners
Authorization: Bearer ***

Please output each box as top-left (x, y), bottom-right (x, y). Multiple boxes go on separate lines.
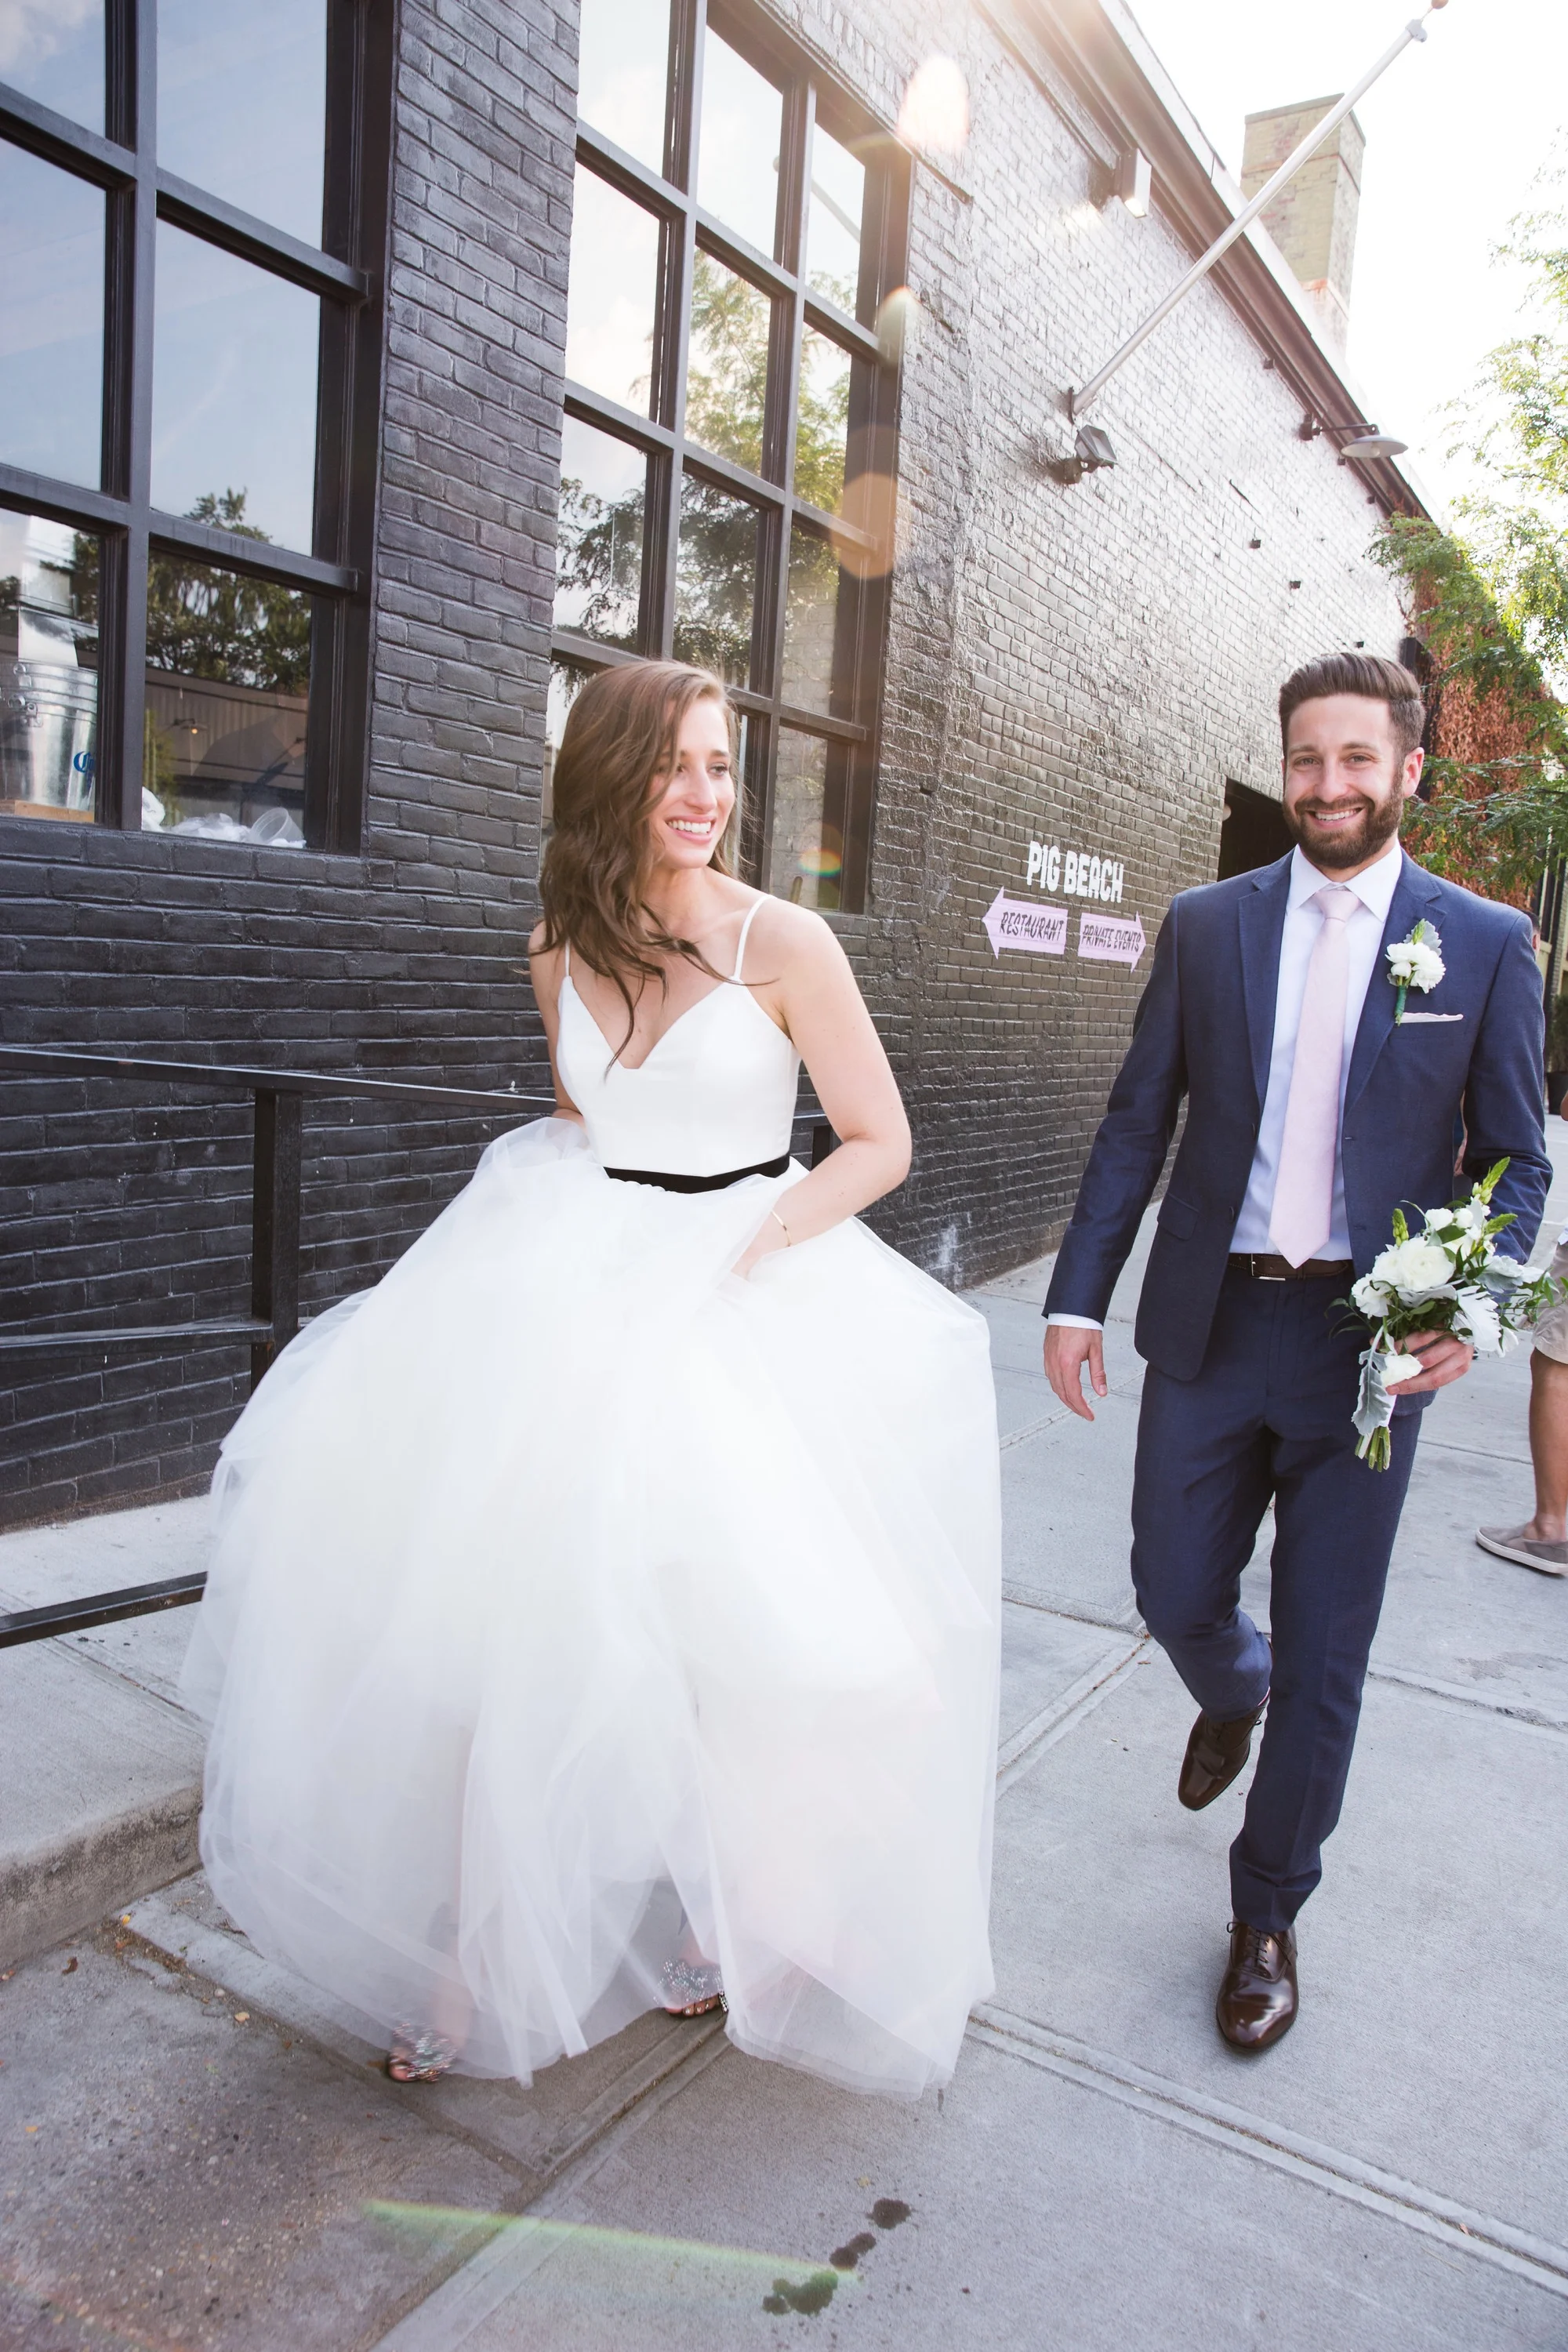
top-left (1178, 1697), bottom-right (1267, 1810)
top-left (1215, 1921), bottom-right (1298, 2052)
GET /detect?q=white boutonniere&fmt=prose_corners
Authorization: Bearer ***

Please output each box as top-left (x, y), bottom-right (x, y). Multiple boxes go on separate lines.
top-left (1385, 920), bottom-right (1444, 1024)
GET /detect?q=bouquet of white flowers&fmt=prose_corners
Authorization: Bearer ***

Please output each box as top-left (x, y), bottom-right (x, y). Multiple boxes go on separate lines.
top-left (1349, 1161), bottom-right (1561, 1469)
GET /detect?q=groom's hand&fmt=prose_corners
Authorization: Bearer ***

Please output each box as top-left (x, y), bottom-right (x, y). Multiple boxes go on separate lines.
top-left (1044, 1323), bottom-right (1108, 1421)
top-left (1398, 1327), bottom-right (1476, 1395)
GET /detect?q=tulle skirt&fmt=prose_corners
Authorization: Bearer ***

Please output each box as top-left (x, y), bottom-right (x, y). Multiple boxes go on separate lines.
top-left (181, 1118), bottom-right (1001, 2097)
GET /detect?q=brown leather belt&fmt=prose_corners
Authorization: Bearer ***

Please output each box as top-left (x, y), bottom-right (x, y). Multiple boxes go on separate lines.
top-left (1231, 1253), bottom-right (1354, 1283)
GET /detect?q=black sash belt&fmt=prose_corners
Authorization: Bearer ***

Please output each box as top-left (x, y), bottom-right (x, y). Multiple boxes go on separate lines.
top-left (605, 1152), bottom-right (790, 1193)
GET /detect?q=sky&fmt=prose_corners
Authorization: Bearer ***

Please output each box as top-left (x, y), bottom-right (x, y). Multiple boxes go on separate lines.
top-left (1121, 0), bottom-right (1568, 521)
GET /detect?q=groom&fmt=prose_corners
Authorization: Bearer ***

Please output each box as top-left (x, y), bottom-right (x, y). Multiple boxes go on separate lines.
top-left (1043, 653), bottom-right (1549, 2051)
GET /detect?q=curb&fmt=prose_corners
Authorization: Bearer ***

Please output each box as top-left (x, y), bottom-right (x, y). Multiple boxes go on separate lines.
top-left (1, 1782), bottom-right (201, 1969)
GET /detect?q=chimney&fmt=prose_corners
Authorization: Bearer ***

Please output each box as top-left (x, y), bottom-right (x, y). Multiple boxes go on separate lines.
top-left (1241, 98), bottom-right (1364, 356)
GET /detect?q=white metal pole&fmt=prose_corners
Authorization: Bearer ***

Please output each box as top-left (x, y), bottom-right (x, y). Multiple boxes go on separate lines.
top-left (1071, 5), bottom-right (1449, 419)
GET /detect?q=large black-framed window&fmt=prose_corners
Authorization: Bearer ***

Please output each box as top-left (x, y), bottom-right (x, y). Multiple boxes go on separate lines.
top-left (551, 0), bottom-right (909, 912)
top-left (0, 0), bottom-right (389, 850)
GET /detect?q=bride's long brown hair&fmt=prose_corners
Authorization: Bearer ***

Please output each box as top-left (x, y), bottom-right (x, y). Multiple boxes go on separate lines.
top-left (535, 659), bottom-right (739, 1048)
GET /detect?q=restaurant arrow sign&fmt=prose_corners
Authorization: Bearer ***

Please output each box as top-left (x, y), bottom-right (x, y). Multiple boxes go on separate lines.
top-left (982, 891), bottom-right (1068, 958)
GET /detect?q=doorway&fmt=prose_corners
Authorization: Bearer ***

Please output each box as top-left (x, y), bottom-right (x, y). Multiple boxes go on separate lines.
top-left (1217, 780), bottom-right (1291, 879)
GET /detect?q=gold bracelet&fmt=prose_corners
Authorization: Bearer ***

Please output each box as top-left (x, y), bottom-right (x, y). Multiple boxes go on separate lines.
top-left (769, 1208), bottom-right (792, 1246)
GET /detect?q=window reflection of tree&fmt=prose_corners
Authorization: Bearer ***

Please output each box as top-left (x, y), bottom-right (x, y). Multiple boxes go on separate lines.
top-left (552, 234), bottom-right (858, 708)
top-left (144, 494), bottom-right (310, 690)
top-left (784, 529), bottom-right (841, 712)
top-left (674, 478), bottom-right (755, 684)
top-left (795, 328), bottom-right (851, 514)
top-left (555, 468), bottom-right (643, 648)
top-left (138, 492), bottom-right (312, 827)
top-left (684, 252), bottom-right (768, 473)
top-left (807, 265), bottom-right (856, 321)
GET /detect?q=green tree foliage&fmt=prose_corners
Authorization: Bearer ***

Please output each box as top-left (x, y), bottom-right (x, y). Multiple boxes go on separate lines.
top-left (554, 463), bottom-right (644, 651)
top-left (1372, 194), bottom-right (1568, 894)
top-left (556, 255), bottom-right (854, 688)
top-left (683, 253), bottom-right (768, 475)
top-left (146, 491), bottom-right (311, 694)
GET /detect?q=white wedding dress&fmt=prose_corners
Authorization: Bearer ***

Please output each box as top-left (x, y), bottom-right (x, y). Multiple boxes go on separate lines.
top-left (182, 905), bottom-right (1001, 2097)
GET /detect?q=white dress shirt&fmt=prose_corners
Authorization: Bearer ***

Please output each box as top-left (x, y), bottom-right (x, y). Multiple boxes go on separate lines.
top-left (1049, 840), bottom-right (1404, 1330)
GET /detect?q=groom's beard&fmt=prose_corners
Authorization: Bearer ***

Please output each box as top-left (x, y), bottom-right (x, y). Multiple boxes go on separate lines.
top-left (1282, 786), bottom-right (1404, 870)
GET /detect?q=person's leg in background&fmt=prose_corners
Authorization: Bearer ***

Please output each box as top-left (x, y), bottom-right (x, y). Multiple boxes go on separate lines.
top-left (1477, 1236), bottom-right (1568, 1577)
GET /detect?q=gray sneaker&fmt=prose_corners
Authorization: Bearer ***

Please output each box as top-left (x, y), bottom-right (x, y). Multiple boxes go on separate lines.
top-left (1476, 1524), bottom-right (1568, 1577)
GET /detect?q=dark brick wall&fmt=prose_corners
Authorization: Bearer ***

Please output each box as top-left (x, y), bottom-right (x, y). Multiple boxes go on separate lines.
top-left (0, 0), bottom-right (579, 1526)
top-left (779, 0), bottom-right (1416, 1283)
top-left (2, 0), bottom-right (1420, 1524)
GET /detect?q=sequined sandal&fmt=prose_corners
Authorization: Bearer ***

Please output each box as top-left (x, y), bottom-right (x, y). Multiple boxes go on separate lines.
top-left (387, 2025), bottom-right (459, 2082)
top-left (661, 1958), bottom-right (726, 2016)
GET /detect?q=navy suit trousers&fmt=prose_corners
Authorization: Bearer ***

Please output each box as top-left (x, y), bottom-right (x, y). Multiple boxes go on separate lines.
top-left (1131, 1263), bottom-right (1421, 1934)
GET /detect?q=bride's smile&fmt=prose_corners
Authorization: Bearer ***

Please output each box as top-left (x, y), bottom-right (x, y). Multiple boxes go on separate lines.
top-left (647, 699), bottom-right (735, 876)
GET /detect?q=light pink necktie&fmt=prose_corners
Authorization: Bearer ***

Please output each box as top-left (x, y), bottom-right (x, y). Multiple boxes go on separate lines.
top-left (1269, 884), bottom-right (1357, 1267)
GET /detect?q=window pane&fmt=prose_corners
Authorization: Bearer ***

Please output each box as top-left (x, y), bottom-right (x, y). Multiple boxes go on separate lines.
top-left (782, 528), bottom-right (851, 717)
top-left (565, 167), bottom-right (659, 416)
top-left (794, 328), bottom-right (851, 513)
top-left (806, 124), bottom-right (866, 317)
top-left (0, 511), bottom-right (98, 822)
top-left (555, 417), bottom-right (644, 649)
top-left (770, 729), bottom-right (843, 909)
top-left (695, 30), bottom-right (782, 260)
top-left (158, 0), bottom-right (327, 247)
top-left (141, 550), bottom-right (310, 844)
top-left (0, 1), bottom-right (104, 133)
top-left (151, 222), bottom-right (321, 555)
top-left (576, 0), bottom-right (670, 173)
top-left (674, 477), bottom-right (757, 687)
top-left (684, 251), bottom-right (769, 475)
top-left (0, 143), bottom-right (104, 489)
top-left (543, 659), bottom-right (587, 826)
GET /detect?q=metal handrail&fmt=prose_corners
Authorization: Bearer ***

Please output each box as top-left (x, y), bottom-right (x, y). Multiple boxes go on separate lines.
top-left (0, 1045), bottom-right (554, 1361)
top-left (0, 1042), bottom-right (553, 1110)
top-left (0, 1573), bottom-right (209, 1650)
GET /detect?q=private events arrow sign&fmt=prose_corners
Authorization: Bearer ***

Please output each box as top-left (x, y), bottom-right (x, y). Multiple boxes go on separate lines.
top-left (1078, 909), bottom-right (1146, 966)
top-left (982, 891), bottom-right (1067, 958)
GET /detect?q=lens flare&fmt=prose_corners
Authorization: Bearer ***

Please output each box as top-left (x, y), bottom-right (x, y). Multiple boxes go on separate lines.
top-left (365, 2203), bottom-right (854, 2315)
top-left (897, 55), bottom-right (969, 161)
top-left (874, 284), bottom-right (922, 365)
top-left (830, 470), bottom-right (898, 581)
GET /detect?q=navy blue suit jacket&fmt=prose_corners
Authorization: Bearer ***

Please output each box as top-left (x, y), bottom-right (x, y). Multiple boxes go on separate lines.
top-left (1044, 850), bottom-right (1552, 1381)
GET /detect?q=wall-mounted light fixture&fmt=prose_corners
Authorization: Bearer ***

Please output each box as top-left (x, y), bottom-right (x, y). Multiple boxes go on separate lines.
top-left (1044, 424), bottom-right (1119, 486)
top-left (1300, 416), bottom-right (1409, 459)
top-left (1341, 430), bottom-right (1407, 459)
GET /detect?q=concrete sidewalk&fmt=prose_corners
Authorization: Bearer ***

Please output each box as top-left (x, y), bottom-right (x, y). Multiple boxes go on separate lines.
top-left (2, 1148), bottom-right (1567, 2349)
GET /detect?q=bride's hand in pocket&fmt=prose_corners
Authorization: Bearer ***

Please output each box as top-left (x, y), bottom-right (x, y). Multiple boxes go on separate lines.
top-left (733, 1206), bottom-right (792, 1279)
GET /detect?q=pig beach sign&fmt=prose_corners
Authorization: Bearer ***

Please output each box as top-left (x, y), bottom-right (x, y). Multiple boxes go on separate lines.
top-left (1025, 840), bottom-right (1125, 903)
top-left (983, 838), bottom-right (1145, 968)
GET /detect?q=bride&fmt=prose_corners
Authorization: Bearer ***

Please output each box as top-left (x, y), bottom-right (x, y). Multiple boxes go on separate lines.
top-left (181, 658), bottom-right (1001, 2099)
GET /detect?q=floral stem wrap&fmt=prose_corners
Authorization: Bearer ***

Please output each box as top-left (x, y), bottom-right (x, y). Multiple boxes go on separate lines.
top-left (1349, 1161), bottom-right (1561, 1468)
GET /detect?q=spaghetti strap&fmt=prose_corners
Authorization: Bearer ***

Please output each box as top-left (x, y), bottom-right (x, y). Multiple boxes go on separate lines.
top-left (732, 899), bottom-right (763, 983)
top-left (562, 940), bottom-right (571, 978)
